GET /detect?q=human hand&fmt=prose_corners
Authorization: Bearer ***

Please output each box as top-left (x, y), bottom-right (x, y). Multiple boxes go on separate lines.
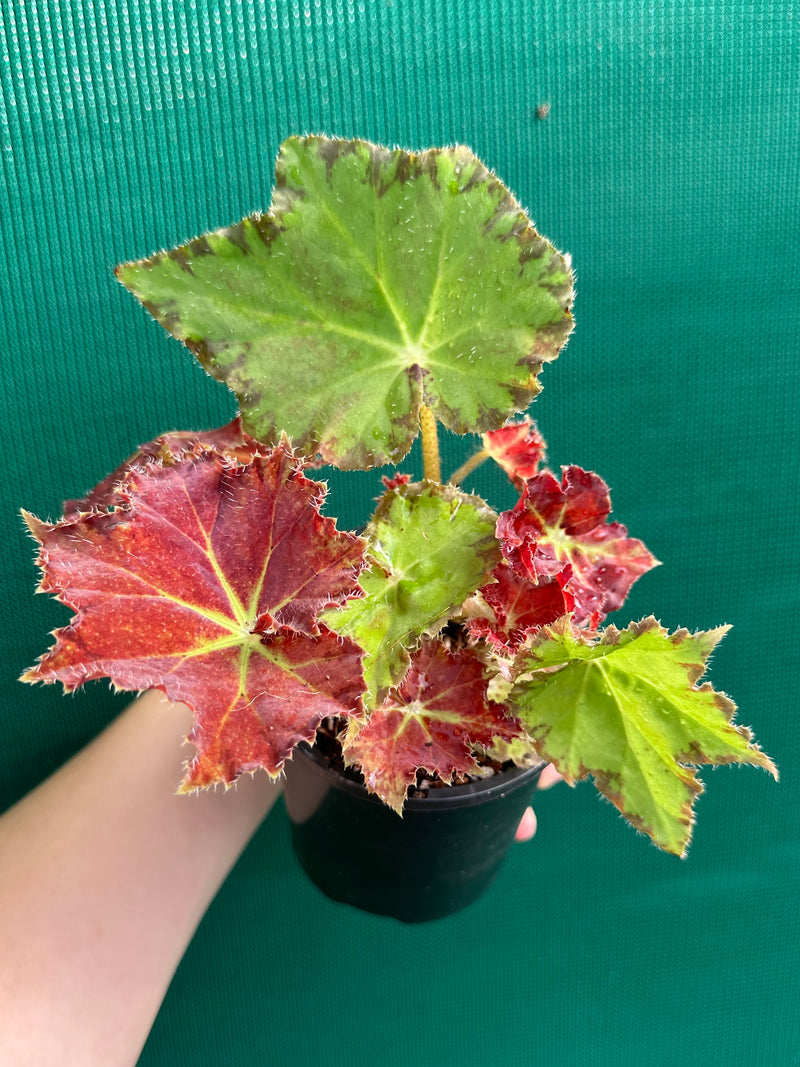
top-left (515, 763), bottom-right (563, 842)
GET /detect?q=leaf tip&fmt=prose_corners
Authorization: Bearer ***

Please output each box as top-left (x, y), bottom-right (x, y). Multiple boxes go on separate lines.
top-left (744, 742), bottom-right (779, 782)
top-left (20, 508), bottom-right (48, 541)
top-left (113, 258), bottom-right (137, 290)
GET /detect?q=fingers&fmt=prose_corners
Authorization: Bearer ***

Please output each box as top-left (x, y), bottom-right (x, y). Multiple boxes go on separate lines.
top-left (537, 763), bottom-right (563, 791)
top-left (514, 806), bottom-right (537, 842)
top-left (514, 764), bottom-right (563, 843)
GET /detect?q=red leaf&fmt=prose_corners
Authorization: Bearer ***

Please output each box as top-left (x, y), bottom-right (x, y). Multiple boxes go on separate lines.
top-left (343, 640), bottom-right (523, 812)
top-left (482, 418), bottom-right (546, 487)
top-left (497, 466), bottom-right (658, 626)
top-left (467, 562), bottom-right (573, 652)
top-left (23, 442), bottom-right (366, 785)
top-left (64, 417), bottom-right (261, 516)
top-left (380, 472), bottom-right (412, 491)
top-left (177, 628), bottom-right (364, 789)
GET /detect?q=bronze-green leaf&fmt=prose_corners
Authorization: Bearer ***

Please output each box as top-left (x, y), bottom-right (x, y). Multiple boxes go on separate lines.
top-left (116, 135), bottom-right (574, 469)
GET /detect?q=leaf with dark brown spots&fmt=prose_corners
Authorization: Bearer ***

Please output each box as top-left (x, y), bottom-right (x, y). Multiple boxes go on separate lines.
top-left (116, 135), bottom-right (573, 469)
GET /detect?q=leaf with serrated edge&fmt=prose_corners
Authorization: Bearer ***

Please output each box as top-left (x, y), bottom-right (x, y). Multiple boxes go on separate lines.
top-left (481, 733), bottom-right (543, 767)
top-left (466, 562), bottom-right (573, 652)
top-left (343, 640), bottom-right (524, 813)
top-left (498, 466), bottom-right (658, 626)
top-left (115, 135), bottom-right (574, 469)
top-left (22, 442), bottom-right (366, 788)
top-left (322, 482), bottom-right (499, 705)
top-left (511, 617), bottom-right (778, 855)
top-left (64, 417), bottom-right (260, 516)
top-left (482, 418), bottom-right (546, 487)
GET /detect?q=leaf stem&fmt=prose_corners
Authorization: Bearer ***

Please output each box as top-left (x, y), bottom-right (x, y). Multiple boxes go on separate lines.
top-left (448, 448), bottom-right (489, 486)
top-left (419, 404), bottom-right (441, 483)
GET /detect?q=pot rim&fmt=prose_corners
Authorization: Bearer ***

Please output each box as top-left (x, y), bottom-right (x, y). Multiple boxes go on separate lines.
top-left (286, 741), bottom-right (548, 811)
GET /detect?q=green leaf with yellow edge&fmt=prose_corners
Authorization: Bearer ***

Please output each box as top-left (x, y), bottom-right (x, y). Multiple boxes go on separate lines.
top-left (322, 481), bottom-right (499, 705)
top-left (511, 617), bottom-right (778, 855)
top-left (115, 135), bottom-right (573, 469)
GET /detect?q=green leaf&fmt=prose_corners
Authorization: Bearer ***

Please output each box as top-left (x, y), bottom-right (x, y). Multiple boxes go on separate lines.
top-left (322, 482), bottom-right (499, 704)
top-left (115, 135), bottom-right (574, 469)
top-left (511, 618), bottom-right (778, 855)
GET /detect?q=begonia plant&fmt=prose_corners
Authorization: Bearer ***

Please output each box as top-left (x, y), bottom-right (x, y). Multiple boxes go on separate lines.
top-left (22, 135), bottom-right (776, 857)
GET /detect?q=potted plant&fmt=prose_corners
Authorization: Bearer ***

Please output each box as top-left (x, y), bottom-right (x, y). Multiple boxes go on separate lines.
top-left (21, 135), bottom-right (776, 922)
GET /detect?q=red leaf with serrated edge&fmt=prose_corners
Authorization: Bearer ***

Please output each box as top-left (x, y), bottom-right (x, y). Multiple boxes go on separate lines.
top-left (174, 629), bottom-right (364, 789)
top-left (482, 418), bottom-right (546, 487)
top-left (64, 417), bottom-right (260, 516)
top-left (23, 442), bottom-right (366, 786)
top-left (467, 562), bottom-right (573, 652)
top-left (381, 472), bottom-right (412, 491)
top-left (343, 640), bottom-right (524, 813)
top-left (497, 466), bottom-right (658, 627)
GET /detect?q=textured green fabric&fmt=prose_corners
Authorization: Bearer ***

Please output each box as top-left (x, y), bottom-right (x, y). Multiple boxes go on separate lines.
top-left (2, 2), bottom-right (798, 1063)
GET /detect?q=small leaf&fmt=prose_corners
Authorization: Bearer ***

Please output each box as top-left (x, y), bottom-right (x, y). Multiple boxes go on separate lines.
top-left (322, 481), bottom-right (499, 704)
top-left (497, 466), bottom-right (658, 625)
top-left (480, 733), bottom-right (543, 767)
top-left (482, 418), bottom-right (546, 487)
top-left (22, 441), bottom-right (366, 787)
top-left (511, 618), bottom-right (778, 855)
top-left (343, 640), bottom-right (524, 813)
top-left (116, 135), bottom-right (574, 469)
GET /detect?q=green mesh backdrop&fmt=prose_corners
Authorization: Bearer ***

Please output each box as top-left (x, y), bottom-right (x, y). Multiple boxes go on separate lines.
top-left (2, 2), bottom-right (798, 1064)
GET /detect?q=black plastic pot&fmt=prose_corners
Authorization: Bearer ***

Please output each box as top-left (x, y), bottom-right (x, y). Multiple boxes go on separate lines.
top-left (283, 743), bottom-right (546, 923)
